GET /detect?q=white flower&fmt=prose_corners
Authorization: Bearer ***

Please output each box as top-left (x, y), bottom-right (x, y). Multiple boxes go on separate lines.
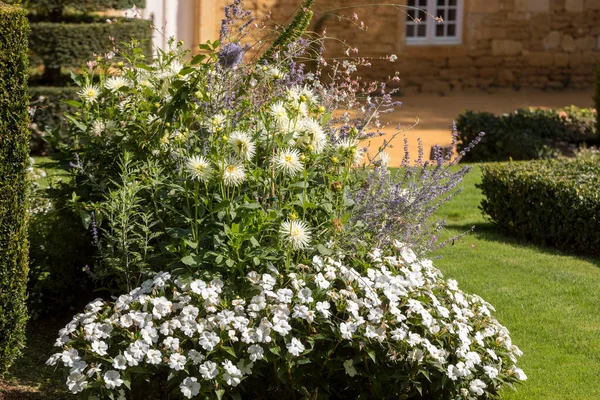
top-left (297, 287), bottom-right (313, 304)
top-left (146, 349), bottom-right (162, 364)
top-left (188, 349), bottom-right (205, 365)
top-left (207, 113), bottom-right (226, 132)
top-left (180, 377), bottom-right (201, 398)
top-left (273, 148), bottom-right (303, 177)
top-left (61, 348), bottom-right (80, 367)
top-left (112, 354), bottom-right (127, 370)
top-left (222, 360), bottom-right (243, 386)
top-left (270, 101), bottom-right (288, 122)
top-left (66, 371), bottom-right (88, 393)
top-left (510, 366), bottom-right (527, 381)
top-left (248, 344), bottom-right (264, 361)
top-left (151, 296), bottom-right (172, 319)
top-left (199, 331), bottom-right (221, 351)
top-left (286, 338), bottom-right (305, 356)
top-left (186, 156), bottom-right (213, 183)
top-left (168, 353), bottom-right (187, 371)
top-left (389, 54), bottom-right (398, 62)
top-left (91, 120), bottom-right (105, 137)
top-left (272, 319), bottom-right (292, 336)
top-left (104, 76), bottom-right (128, 91)
top-left (199, 361), bottom-right (218, 380)
top-left (229, 131), bottom-right (256, 161)
top-left (343, 359), bottom-right (357, 377)
top-left (279, 219), bottom-right (311, 250)
top-left (104, 370), bottom-right (123, 389)
top-left (336, 138), bottom-right (364, 166)
top-left (469, 379), bottom-right (487, 396)
top-left (296, 118), bottom-right (327, 154)
top-left (221, 159), bottom-right (246, 187)
top-left (91, 340), bottom-right (108, 356)
top-left (78, 84), bottom-right (100, 103)
top-left (483, 365), bottom-right (499, 379)
top-left (316, 301), bottom-right (331, 317)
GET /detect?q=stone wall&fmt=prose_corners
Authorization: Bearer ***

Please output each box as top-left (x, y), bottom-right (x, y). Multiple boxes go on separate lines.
top-left (245, 0), bottom-right (599, 93)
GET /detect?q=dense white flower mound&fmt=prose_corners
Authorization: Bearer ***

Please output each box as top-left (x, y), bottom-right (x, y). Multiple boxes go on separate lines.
top-left (48, 247), bottom-right (526, 399)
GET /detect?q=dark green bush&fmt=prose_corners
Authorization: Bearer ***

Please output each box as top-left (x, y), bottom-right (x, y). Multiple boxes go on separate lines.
top-left (479, 159), bottom-right (600, 256)
top-left (30, 18), bottom-right (152, 70)
top-left (22, 0), bottom-right (145, 14)
top-left (595, 67), bottom-right (600, 136)
top-left (29, 86), bottom-right (78, 155)
top-left (0, 1), bottom-right (30, 373)
top-left (457, 107), bottom-right (597, 162)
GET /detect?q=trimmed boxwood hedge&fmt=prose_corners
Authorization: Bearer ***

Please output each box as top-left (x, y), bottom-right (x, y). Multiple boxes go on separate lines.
top-left (0, 1), bottom-right (30, 373)
top-left (16, 0), bottom-right (145, 14)
top-left (479, 159), bottom-right (600, 256)
top-left (30, 18), bottom-right (152, 70)
top-left (457, 107), bottom-right (597, 162)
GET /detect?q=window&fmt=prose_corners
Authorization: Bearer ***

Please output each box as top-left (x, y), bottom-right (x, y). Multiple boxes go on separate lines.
top-left (405, 0), bottom-right (463, 45)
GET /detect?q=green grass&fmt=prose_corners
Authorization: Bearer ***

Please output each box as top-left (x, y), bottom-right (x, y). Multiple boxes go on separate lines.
top-left (434, 166), bottom-right (600, 400)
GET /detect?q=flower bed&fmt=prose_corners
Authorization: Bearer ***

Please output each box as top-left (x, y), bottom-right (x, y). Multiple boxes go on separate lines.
top-left (40, 0), bottom-right (527, 397)
top-left (48, 247), bottom-right (526, 399)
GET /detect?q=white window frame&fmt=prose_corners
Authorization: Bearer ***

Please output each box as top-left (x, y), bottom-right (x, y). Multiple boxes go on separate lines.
top-left (405, 0), bottom-right (463, 46)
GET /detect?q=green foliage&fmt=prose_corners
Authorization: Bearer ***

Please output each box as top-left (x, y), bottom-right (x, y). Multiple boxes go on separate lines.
top-left (30, 18), bottom-right (152, 70)
top-left (478, 159), bottom-right (600, 256)
top-left (19, 0), bottom-right (146, 14)
top-left (29, 86), bottom-right (78, 154)
top-left (595, 67), bottom-right (600, 136)
top-left (260, 0), bottom-right (315, 63)
top-left (456, 107), bottom-right (597, 162)
top-left (0, 1), bottom-right (30, 373)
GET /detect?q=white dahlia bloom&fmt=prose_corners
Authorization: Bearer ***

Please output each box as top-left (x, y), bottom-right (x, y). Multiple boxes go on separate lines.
top-left (77, 84), bottom-right (101, 103)
top-left (229, 131), bottom-right (256, 161)
top-left (221, 159), bottom-right (247, 187)
top-left (273, 148), bottom-right (303, 177)
top-left (279, 219), bottom-right (312, 250)
top-left (104, 76), bottom-right (128, 91)
top-left (186, 155), bottom-right (213, 183)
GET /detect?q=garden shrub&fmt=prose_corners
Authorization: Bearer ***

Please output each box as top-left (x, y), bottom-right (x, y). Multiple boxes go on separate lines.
top-left (595, 66), bottom-right (600, 136)
top-left (479, 159), bottom-right (600, 256)
top-left (29, 18), bottom-right (152, 71)
top-left (0, 1), bottom-right (31, 373)
top-left (456, 107), bottom-right (597, 162)
top-left (29, 86), bottom-right (78, 154)
top-left (46, 1), bottom-right (526, 398)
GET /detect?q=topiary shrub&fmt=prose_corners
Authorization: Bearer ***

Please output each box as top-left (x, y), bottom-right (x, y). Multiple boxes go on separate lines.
top-left (456, 107), bottom-right (597, 162)
top-left (479, 159), bottom-right (600, 255)
top-left (0, 1), bottom-right (31, 373)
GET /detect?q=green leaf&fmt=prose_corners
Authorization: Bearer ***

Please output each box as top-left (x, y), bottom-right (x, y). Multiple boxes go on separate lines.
top-left (225, 258), bottom-right (235, 268)
top-left (250, 237), bottom-right (260, 247)
top-left (79, 210), bottom-right (91, 229)
top-left (181, 255), bottom-right (195, 266)
top-left (221, 346), bottom-right (236, 357)
top-left (317, 244), bottom-right (333, 256)
top-left (63, 100), bottom-right (82, 108)
top-left (215, 389), bottom-right (225, 400)
top-left (191, 54), bottom-right (207, 64)
top-left (253, 257), bottom-right (261, 266)
top-left (269, 346), bottom-right (281, 356)
top-left (366, 349), bottom-right (376, 363)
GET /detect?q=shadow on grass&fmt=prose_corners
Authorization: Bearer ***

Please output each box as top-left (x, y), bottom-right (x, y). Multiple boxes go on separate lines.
top-left (446, 221), bottom-right (600, 267)
top-left (1, 318), bottom-right (73, 400)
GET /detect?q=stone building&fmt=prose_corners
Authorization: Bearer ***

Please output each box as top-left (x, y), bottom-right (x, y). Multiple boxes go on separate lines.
top-left (140, 0), bottom-right (599, 92)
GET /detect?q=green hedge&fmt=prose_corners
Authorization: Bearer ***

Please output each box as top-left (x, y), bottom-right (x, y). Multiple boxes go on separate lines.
top-left (479, 159), bottom-right (600, 256)
top-left (30, 18), bottom-right (152, 70)
top-left (457, 107), bottom-right (597, 162)
top-left (18, 0), bottom-right (145, 13)
top-left (29, 86), bottom-right (78, 154)
top-left (0, 1), bottom-right (30, 373)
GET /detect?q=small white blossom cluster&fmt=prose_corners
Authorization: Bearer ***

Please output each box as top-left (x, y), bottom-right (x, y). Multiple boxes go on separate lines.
top-left (48, 247), bottom-right (525, 399)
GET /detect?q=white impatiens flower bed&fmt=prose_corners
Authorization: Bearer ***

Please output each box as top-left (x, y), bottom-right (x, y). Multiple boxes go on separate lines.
top-left (48, 246), bottom-right (525, 399)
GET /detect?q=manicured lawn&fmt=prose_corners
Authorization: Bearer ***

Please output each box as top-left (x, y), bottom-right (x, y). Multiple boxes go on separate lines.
top-left (434, 165), bottom-right (600, 400)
